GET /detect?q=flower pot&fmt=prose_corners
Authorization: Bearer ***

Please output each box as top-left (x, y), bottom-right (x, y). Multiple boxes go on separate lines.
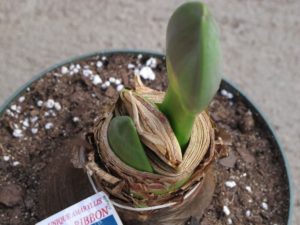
top-left (0, 50), bottom-right (293, 225)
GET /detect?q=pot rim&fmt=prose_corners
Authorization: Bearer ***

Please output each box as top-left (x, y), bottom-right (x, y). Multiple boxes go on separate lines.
top-left (0, 49), bottom-right (294, 224)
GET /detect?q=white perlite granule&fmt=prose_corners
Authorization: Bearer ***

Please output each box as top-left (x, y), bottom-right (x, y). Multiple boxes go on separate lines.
top-left (22, 118), bottom-right (30, 127)
top-left (116, 84), bottom-right (124, 92)
top-left (83, 69), bottom-right (93, 77)
top-left (69, 64), bottom-right (75, 70)
top-left (96, 61), bottom-right (103, 68)
top-left (101, 83), bottom-right (108, 90)
top-left (16, 106), bottom-right (22, 113)
top-left (30, 116), bottom-right (39, 123)
top-left (245, 210), bottom-right (251, 217)
top-left (92, 75), bottom-right (102, 85)
top-left (139, 66), bottom-right (156, 80)
top-left (3, 156), bottom-right (10, 161)
top-left (261, 202), bottom-right (269, 210)
top-left (31, 128), bottom-right (38, 134)
top-left (10, 105), bottom-right (17, 111)
top-left (225, 181), bottom-right (237, 188)
top-left (68, 64), bottom-right (80, 75)
top-left (37, 100), bottom-right (43, 107)
top-left (109, 77), bottom-right (116, 83)
top-left (245, 186), bottom-right (252, 193)
top-left (127, 63), bottom-right (135, 69)
top-left (73, 117), bottom-right (80, 122)
top-left (220, 89), bottom-right (234, 99)
top-left (223, 206), bottom-right (231, 216)
top-left (45, 122), bottom-right (54, 130)
top-left (13, 161), bottom-right (20, 166)
top-left (146, 57), bottom-right (157, 68)
top-left (227, 218), bottom-right (233, 224)
top-left (45, 99), bottom-right (55, 109)
top-left (18, 96), bottom-right (25, 103)
top-left (6, 109), bottom-right (14, 117)
top-left (54, 102), bottom-right (62, 111)
top-left (115, 79), bottom-right (121, 85)
top-left (13, 129), bottom-right (23, 138)
top-left (61, 66), bottom-right (69, 74)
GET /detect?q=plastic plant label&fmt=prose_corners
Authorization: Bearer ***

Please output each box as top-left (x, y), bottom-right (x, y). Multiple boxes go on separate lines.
top-left (36, 192), bottom-right (123, 225)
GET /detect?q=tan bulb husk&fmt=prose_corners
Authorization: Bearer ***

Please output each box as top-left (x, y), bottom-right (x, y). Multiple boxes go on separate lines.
top-left (79, 76), bottom-right (231, 225)
top-left (119, 90), bottom-right (182, 169)
top-left (85, 76), bottom-right (217, 207)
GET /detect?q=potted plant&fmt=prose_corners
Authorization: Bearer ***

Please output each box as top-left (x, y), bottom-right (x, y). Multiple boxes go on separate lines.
top-left (84, 2), bottom-right (221, 224)
top-left (0, 2), bottom-right (292, 225)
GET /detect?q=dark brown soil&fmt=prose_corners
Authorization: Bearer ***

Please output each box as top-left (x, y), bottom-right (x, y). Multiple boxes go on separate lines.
top-left (0, 53), bottom-right (289, 225)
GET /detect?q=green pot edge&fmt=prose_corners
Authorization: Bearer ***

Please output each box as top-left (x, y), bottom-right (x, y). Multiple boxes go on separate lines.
top-left (0, 49), bottom-right (294, 224)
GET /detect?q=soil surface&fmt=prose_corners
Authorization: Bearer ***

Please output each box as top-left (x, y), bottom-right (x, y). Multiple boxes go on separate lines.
top-left (0, 54), bottom-right (289, 225)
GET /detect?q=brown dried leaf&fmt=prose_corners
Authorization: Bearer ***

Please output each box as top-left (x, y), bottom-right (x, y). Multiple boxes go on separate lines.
top-left (86, 153), bottom-right (120, 185)
top-left (120, 90), bottom-right (182, 168)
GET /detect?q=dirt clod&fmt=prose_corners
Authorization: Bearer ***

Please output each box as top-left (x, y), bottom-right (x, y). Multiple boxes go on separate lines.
top-left (239, 110), bottom-right (255, 132)
top-left (219, 150), bottom-right (237, 168)
top-left (0, 184), bottom-right (24, 207)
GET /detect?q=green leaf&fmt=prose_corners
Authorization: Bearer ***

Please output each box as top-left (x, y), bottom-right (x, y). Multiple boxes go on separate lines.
top-left (159, 2), bottom-right (221, 149)
top-left (108, 116), bottom-right (154, 173)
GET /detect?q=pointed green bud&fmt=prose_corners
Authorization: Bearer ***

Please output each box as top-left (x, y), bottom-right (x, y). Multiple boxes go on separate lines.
top-left (160, 2), bottom-right (221, 149)
top-left (108, 116), bottom-right (154, 173)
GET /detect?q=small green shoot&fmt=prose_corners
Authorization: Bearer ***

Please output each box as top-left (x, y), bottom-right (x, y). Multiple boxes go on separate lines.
top-left (108, 116), bottom-right (154, 173)
top-left (159, 2), bottom-right (221, 150)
